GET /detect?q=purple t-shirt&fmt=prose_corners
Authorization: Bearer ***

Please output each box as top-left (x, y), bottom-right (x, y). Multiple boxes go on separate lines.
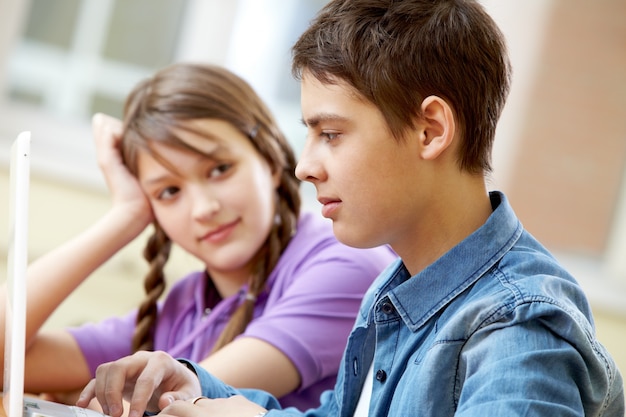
top-left (68, 212), bottom-right (397, 410)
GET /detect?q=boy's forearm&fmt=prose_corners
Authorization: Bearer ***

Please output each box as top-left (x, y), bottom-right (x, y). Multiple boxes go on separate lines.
top-left (178, 359), bottom-right (284, 410)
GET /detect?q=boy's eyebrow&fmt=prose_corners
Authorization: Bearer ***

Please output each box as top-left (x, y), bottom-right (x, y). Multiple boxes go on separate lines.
top-left (300, 113), bottom-right (349, 128)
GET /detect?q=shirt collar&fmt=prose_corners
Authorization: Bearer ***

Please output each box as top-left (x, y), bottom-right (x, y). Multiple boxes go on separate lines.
top-left (385, 191), bottom-right (523, 332)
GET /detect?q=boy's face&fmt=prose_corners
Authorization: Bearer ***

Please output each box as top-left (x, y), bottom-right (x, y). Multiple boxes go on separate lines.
top-left (296, 72), bottom-right (423, 250)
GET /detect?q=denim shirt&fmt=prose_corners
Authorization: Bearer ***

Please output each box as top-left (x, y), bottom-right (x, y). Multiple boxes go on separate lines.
top-left (186, 192), bottom-right (624, 416)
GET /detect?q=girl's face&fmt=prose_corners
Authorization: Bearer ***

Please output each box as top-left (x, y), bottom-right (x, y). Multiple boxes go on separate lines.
top-left (136, 119), bottom-right (280, 286)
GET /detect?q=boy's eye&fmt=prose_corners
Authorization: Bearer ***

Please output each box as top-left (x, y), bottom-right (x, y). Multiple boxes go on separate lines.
top-left (158, 186), bottom-right (180, 200)
top-left (321, 131), bottom-right (339, 142)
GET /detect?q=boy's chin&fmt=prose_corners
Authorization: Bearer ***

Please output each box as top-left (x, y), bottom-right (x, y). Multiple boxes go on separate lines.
top-left (332, 224), bottom-right (380, 249)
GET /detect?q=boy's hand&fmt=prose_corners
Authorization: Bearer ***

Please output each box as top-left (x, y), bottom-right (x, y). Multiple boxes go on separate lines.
top-left (77, 351), bottom-right (202, 417)
top-left (159, 396), bottom-right (267, 417)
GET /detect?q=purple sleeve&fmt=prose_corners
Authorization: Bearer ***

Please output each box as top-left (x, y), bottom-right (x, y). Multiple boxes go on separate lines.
top-left (242, 213), bottom-right (396, 391)
top-left (67, 310), bottom-right (137, 377)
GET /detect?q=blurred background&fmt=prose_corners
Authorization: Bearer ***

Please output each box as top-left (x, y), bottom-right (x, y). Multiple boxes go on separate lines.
top-left (0, 0), bottom-right (624, 376)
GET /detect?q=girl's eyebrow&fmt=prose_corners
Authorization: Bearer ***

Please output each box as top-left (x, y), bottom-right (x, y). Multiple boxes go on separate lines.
top-left (141, 174), bottom-right (173, 187)
top-left (301, 113), bottom-right (349, 128)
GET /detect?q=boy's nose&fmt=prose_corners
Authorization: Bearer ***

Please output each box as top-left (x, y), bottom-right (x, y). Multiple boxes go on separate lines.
top-left (295, 140), bottom-right (324, 183)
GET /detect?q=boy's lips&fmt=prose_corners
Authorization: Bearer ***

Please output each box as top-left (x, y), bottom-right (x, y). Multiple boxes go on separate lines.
top-left (318, 197), bottom-right (342, 218)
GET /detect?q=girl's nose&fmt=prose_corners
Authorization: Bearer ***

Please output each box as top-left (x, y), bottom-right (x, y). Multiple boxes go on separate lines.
top-left (190, 187), bottom-right (220, 221)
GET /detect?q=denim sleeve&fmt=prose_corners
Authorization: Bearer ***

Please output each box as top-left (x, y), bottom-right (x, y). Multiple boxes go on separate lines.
top-left (455, 313), bottom-right (624, 416)
top-left (178, 360), bottom-right (336, 417)
top-left (178, 359), bottom-right (282, 410)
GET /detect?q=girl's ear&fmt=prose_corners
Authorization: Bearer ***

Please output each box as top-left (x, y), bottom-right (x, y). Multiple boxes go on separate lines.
top-left (418, 95), bottom-right (456, 161)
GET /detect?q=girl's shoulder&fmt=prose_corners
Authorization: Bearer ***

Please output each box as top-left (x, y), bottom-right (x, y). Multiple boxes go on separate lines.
top-left (280, 212), bottom-right (397, 271)
top-left (288, 212), bottom-right (346, 254)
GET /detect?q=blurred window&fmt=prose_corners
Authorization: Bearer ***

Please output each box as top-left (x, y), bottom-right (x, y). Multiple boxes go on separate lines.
top-left (0, 0), bottom-right (326, 192)
top-left (7, 0), bottom-right (189, 120)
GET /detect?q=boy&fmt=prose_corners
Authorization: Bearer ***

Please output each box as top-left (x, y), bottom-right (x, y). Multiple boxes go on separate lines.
top-left (78, 0), bottom-right (624, 416)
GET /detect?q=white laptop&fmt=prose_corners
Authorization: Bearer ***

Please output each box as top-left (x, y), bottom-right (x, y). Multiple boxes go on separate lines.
top-left (3, 132), bottom-right (109, 417)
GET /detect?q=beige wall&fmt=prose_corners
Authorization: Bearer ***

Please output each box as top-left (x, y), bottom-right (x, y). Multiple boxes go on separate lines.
top-left (506, 0), bottom-right (626, 256)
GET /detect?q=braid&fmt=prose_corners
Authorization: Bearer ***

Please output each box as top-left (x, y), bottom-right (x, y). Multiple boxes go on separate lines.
top-left (211, 193), bottom-right (298, 353)
top-left (132, 223), bottom-right (172, 352)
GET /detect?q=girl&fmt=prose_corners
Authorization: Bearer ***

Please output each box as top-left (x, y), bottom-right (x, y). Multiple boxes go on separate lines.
top-left (0, 63), bottom-right (396, 410)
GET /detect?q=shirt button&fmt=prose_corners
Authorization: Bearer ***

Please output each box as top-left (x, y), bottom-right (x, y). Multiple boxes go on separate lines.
top-left (375, 369), bottom-right (387, 382)
top-left (381, 302), bottom-right (394, 315)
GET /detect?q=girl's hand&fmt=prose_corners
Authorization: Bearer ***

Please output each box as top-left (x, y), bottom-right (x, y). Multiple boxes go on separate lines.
top-left (92, 113), bottom-right (153, 232)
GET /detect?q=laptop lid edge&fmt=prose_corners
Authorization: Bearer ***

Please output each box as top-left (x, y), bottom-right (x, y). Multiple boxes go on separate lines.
top-left (4, 131), bottom-right (31, 417)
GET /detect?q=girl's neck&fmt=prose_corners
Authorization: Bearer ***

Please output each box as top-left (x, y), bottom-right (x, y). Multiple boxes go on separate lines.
top-left (203, 272), bottom-right (223, 310)
top-left (206, 267), bottom-right (251, 298)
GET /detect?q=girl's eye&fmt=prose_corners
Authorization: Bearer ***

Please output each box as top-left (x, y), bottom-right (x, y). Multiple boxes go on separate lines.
top-left (209, 163), bottom-right (232, 178)
top-left (157, 186), bottom-right (180, 200)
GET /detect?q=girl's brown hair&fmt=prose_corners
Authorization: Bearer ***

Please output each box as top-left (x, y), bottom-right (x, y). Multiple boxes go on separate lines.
top-left (120, 63), bottom-right (301, 352)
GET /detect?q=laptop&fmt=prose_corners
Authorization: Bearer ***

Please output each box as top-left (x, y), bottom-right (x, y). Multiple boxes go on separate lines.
top-left (3, 132), bottom-right (109, 417)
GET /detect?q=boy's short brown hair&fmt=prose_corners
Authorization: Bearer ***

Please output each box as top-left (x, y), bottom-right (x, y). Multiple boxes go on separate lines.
top-left (292, 0), bottom-right (512, 174)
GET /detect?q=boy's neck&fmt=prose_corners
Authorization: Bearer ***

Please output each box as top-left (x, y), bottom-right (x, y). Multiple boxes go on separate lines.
top-left (397, 174), bottom-right (492, 276)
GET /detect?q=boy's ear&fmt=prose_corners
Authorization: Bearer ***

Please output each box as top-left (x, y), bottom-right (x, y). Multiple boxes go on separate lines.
top-left (417, 95), bottom-right (456, 160)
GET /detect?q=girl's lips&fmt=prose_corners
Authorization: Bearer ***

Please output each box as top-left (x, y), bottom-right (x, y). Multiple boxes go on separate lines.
top-left (200, 219), bottom-right (238, 243)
